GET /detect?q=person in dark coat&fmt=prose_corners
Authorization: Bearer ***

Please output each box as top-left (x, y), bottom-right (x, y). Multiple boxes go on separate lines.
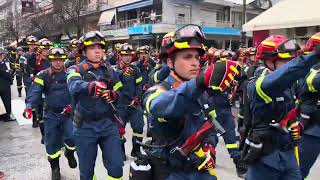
top-left (0, 49), bottom-right (15, 122)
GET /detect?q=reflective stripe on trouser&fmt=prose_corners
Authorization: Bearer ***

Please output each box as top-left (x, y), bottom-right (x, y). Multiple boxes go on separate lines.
top-left (299, 134), bottom-right (320, 178)
top-left (44, 111), bottom-right (75, 160)
top-left (90, 174), bottom-right (123, 180)
top-left (107, 175), bottom-right (123, 180)
top-left (65, 143), bottom-right (76, 151)
top-left (75, 125), bottom-right (123, 180)
top-left (217, 108), bottom-right (240, 158)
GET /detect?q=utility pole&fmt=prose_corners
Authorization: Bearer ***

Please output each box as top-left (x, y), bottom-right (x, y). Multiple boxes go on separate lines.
top-left (240, 0), bottom-right (246, 48)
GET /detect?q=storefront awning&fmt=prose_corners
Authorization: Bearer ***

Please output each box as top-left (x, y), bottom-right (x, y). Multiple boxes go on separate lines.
top-left (202, 27), bottom-right (241, 36)
top-left (118, 0), bottom-right (153, 12)
top-left (98, 9), bottom-right (116, 26)
top-left (243, 0), bottom-right (320, 32)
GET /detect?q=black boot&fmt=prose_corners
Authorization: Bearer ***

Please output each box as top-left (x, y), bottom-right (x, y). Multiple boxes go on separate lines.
top-left (64, 150), bottom-right (77, 169)
top-left (233, 156), bottom-right (248, 179)
top-left (3, 114), bottom-right (15, 122)
top-left (131, 137), bottom-right (143, 158)
top-left (49, 158), bottom-right (60, 180)
top-left (32, 111), bottom-right (38, 128)
top-left (39, 122), bottom-right (45, 144)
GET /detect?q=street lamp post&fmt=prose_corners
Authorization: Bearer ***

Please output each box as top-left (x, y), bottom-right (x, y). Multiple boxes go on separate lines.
top-left (240, 0), bottom-right (273, 48)
top-left (240, 0), bottom-right (247, 48)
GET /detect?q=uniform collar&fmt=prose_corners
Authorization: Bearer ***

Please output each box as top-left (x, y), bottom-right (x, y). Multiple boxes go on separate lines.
top-left (166, 71), bottom-right (185, 89)
top-left (83, 59), bottom-right (108, 70)
top-left (50, 66), bottom-right (64, 74)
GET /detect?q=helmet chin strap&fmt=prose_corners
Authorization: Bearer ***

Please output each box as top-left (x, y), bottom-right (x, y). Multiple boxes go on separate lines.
top-left (88, 59), bottom-right (100, 64)
top-left (263, 60), bottom-right (276, 71)
top-left (51, 66), bottom-right (64, 72)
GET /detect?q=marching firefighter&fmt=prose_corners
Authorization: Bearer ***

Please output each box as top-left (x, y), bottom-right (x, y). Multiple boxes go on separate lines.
top-left (108, 43), bottom-right (122, 65)
top-left (36, 38), bottom-right (52, 72)
top-left (135, 45), bottom-right (155, 91)
top-left (208, 49), bottom-right (247, 178)
top-left (65, 39), bottom-right (83, 69)
top-left (243, 35), bottom-right (320, 180)
top-left (236, 47), bottom-right (261, 152)
top-left (23, 47), bottom-right (77, 180)
top-left (33, 38), bottom-right (53, 144)
top-left (235, 48), bottom-right (247, 67)
top-left (142, 24), bottom-right (240, 180)
top-left (148, 32), bottom-right (174, 86)
top-left (206, 47), bottom-right (217, 66)
top-left (14, 47), bottom-right (24, 97)
top-left (113, 43), bottom-right (144, 159)
top-left (245, 47), bottom-right (258, 67)
top-left (21, 35), bottom-right (39, 128)
top-left (6, 46), bottom-right (21, 97)
top-left (66, 31), bottom-right (124, 180)
top-left (22, 35), bottom-right (38, 95)
top-left (295, 32), bottom-right (320, 179)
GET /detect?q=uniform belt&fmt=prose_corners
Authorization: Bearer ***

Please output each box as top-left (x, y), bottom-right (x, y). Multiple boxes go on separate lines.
top-left (45, 106), bottom-right (64, 114)
top-left (250, 127), bottom-right (294, 153)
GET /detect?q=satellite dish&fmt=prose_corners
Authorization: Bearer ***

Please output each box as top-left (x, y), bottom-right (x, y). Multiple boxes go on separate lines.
top-left (253, 0), bottom-right (273, 10)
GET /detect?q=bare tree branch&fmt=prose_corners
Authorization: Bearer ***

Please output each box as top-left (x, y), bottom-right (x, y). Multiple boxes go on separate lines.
top-left (53, 0), bottom-right (88, 38)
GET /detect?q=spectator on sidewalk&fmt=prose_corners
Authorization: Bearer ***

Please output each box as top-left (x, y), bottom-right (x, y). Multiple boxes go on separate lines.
top-left (0, 49), bottom-right (15, 122)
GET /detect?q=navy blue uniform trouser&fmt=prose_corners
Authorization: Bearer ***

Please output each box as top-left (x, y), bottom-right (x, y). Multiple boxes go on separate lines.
top-left (23, 75), bottom-right (32, 96)
top-left (246, 150), bottom-right (301, 180)
top-left (0, 86), bottom-right (11, 119)
top-left (74, 123), bottom-right (123, 180)
top-left (44, 111), bottom-right (75, 159)
top-left (118, 106), bottom-right (144, 143)
top-left (166, 170), bottom-right (217, 180)
top-left (217, 108), bottom-right (240, 158)
top-left (299, 134), bottom-right (320, 178)
top-left (16, 75), bottom-right (23, 94)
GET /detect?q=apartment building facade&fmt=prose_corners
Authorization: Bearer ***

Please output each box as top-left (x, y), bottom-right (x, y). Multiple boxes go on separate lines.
top-left (97, 0), bottom-right (262, 50)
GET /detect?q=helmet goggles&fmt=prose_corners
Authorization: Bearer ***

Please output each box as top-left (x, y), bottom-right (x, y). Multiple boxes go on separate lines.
top-left (83, 31), bottom-right (106, 46)
top-left (120, 44), bottom-right (135, 55)
top-left (166, 25), bottom-right (206, 55)
top-left (39, 39), bottom-right (52, 49)
top-left (48, 47), bottom-right (67, 59)
top-left (27, 36), bottom-right (38, 45)
top-left (262, 39), bottom-right (299, 59)
top-left (173, 24), bottom-right (206, 43)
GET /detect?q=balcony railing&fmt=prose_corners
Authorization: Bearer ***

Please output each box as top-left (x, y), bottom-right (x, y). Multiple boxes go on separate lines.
top-left (99, 14), bottom-right (238, 32)
top-left (117, 15), bottom-right (162, 29)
